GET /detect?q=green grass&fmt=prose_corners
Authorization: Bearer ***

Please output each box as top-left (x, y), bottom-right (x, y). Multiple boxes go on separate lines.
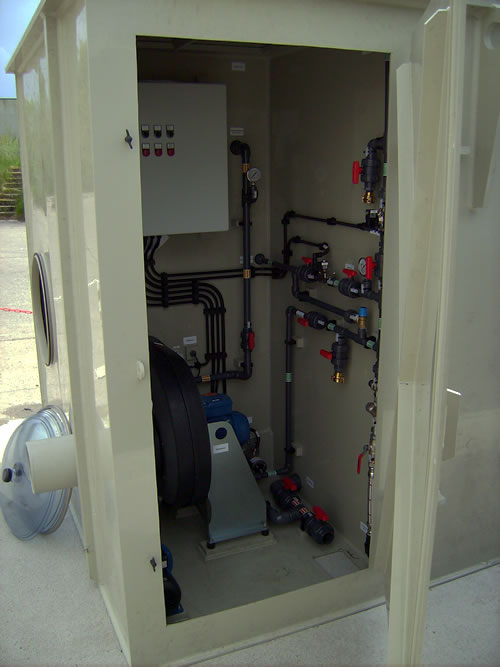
top-left (0, 133), bottom-right (24, 219)
top-left (0, 133), bottom-right (21, 189)
top-left (16, 192), bottom-right (24, 219)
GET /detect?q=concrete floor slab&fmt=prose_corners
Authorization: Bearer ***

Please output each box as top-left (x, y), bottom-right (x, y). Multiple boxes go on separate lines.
top-left (0, 389), bottom-right (41, 424)
top-left (0, 338), bottom-right (40, 389)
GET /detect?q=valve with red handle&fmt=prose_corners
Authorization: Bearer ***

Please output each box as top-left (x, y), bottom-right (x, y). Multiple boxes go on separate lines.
top-left (319, 335), bottom-right (349, 384)
top-left (365, 256), bottom-right (375, 281)
top-left (357, 444), bottom-right (369, 474)
top-left (268, 474), bottom-right (334, 545)
top-left (296, 310), bottom-right (327, 330)
top-left (352, 138), bottom-right (383, 204)
top-left (361, 255), bottom-right (376, 298)
top-left (241, 328), bottom-right (255, 352)
top-left (352, 160), bottom-right (363, 184)
top-left (312, 506), bottom-right (329, 522)
top-left (336, 267), bottom-right (361, 299)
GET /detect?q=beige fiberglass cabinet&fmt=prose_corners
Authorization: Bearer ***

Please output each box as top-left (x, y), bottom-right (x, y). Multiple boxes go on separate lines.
top-left (2, 0), bottom-right (499, 664)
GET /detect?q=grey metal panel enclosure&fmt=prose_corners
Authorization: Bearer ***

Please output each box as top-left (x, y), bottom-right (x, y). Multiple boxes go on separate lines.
top-left (138, 82), bottom-right (229, 235)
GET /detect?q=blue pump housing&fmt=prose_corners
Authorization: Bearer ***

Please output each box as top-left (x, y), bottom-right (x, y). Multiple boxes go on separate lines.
top-left (201, 393), bottom-right (251, 446)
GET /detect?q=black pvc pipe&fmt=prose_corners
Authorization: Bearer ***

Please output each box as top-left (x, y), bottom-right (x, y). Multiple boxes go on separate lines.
top-left (266, 501), bottom-right (301, 525)
top-left (241, 158), bottom-right (253, 379)
top-left (284, 306), bottom-right (296, 469)
top-left (292, 276), bottom-right (357, 323)
top-left (156, 283), bottom-right (226, 391)
top-left (331, 323), bottom-right (376, 350)
top-left (284, 210), bottom-right (372, 232)
top-left (255, 254), bottom-right (321, 284)
top-left (383, 56), bottom-right (389, 165)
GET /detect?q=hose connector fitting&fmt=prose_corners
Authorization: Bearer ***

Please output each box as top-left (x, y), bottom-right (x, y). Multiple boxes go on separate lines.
top-left (332, 371), bottom-right (345, 384)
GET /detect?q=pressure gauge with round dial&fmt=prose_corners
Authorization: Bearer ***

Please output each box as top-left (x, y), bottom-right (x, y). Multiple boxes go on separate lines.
top-left (246, 167), bottom-right (262, 183)
top-left (358, 257), bottom-right (367, 277)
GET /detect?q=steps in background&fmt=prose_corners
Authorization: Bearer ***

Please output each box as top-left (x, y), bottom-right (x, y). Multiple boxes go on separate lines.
top-left (0, 166), bottom-right (23, 218)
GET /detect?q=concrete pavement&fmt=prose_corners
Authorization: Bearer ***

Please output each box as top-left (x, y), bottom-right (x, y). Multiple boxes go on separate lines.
top-left (0, 220), bottom-right (41, 423)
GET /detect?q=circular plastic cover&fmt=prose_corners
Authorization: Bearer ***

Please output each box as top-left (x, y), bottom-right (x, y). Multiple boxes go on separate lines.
top-left (0, 406), bottom-right (72, 540)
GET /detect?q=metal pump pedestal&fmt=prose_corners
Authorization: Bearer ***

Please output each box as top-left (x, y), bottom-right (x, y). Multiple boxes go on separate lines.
top-left (207, 421), bottom-right (267, 547)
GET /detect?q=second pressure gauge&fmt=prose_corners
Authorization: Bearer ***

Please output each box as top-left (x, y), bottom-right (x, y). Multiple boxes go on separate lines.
top-left (246, 167), bottom-right (262, 183)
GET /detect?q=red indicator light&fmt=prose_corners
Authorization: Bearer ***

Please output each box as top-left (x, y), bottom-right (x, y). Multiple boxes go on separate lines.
top-left (154, 143), bottom-right (162, 157)
top-left (142, 143), bottom-right (150, 157)
top-left (167, 143), bottom-right (175, 156)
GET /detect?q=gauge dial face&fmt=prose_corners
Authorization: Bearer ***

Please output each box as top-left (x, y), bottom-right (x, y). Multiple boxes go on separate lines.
top-left (247, 167), bottom-right (262, 183)
top-left (358, 257), bottom-right (367, 277)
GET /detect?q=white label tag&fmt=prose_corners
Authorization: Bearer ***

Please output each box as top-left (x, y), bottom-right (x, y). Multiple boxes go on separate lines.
top-left (232, 61), bottom-right (246, 71)
top-left (230, 127), bottom-right (245, 136)
top-left (183, 335), bottom-right (197, 345)
top-left (305, 476), bottom-right (314, 489)
top-left (360, 521), bottom-right (368, 534)
top-left (213, 443), bottom-right (229, 454)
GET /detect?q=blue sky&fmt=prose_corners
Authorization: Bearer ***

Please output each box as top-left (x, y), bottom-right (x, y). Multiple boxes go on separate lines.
top-left (0, 0), bottom-right (40, 97)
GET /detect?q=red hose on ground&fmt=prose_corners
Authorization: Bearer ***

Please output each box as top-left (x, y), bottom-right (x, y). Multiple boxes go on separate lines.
top-left (0, 307), bottom-right (33, 314)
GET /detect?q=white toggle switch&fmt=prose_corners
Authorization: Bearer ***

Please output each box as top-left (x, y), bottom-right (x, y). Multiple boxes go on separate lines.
top-left (136, 360), bottom-right (146, 380)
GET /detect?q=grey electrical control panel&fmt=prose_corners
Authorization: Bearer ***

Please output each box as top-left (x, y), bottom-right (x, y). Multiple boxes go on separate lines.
top-left (138, 82), bottom-right (229, 236)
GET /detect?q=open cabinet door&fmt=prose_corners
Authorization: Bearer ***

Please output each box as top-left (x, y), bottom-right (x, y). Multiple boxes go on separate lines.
top-left (388, 1), bottom-right (499, 663)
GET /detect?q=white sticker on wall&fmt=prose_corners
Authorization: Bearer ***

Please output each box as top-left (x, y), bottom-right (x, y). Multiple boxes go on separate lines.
top-left (232, 61), bottom-right (246, 71)
top-left (230, 127), bottom-right (245, 136)
top-left (213, 443), bottom-right (229, 454)
top-left (360, 521), bottom-right (368, 534)
top-left (183, 335), bottom-right (197, 345)
top-left (305, 476), bottom-right (315, 489)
